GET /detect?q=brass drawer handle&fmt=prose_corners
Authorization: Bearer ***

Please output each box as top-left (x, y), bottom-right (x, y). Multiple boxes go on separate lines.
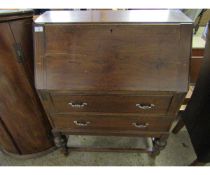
top-left (68, 102), bottom-right (87, 108)
top-left (73, 121), bottom-right (90, 126)
top-left (132, 122), bottom-right (149, 128)
top-left (136, 103), bottom-right (155, 110)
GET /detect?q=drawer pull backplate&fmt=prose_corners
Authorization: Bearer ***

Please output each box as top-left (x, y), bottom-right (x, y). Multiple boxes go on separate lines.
top-left (68, 102), bottom-right (87, 108)
top-left (132, 122), bottom-right (149, 128)
top-left (136, 103), bottom-right (155, 110)
top-left (73, 120), bottom-right (90, 126)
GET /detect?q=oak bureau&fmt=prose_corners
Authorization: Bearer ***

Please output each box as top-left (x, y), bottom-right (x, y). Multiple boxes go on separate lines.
top-left (34, 10), bottom-right (193, 156)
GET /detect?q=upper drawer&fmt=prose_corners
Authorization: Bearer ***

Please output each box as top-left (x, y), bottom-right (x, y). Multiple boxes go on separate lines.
top-left (50, 94), bottom-right (172, 115)
top-left (34, 24), bottom-right (192, 92)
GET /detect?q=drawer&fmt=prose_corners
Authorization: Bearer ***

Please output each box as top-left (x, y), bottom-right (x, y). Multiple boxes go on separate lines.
top-left (51, 114), bottom-right (172, 132)
top-left (50, 94), bottom-right (172, 115)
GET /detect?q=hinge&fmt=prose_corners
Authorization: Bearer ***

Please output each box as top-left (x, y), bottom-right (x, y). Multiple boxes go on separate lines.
top-left (13, 43), bottom-right (24, 63)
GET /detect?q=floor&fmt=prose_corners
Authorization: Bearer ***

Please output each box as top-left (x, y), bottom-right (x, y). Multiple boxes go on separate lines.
top-left (0, 124), bottom-right (209, 166)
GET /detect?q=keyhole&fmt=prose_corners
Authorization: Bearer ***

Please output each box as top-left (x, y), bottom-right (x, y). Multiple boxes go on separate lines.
top-left (110, 29), bottom-right (113, 33)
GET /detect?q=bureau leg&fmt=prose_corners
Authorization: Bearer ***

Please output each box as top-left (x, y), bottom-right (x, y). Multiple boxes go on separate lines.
top-left (150, 136), bottom-right (168, 158)
top-left (53, 132), bottom-right (69, 156)
top-left (61, 134), bottom-right (69, 156)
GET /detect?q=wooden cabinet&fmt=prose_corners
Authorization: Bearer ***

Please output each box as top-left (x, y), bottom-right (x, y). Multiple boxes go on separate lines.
top-left (0, 10), bottom-right (54, 156)
top-left (34, 10), bottom-right (193, 155)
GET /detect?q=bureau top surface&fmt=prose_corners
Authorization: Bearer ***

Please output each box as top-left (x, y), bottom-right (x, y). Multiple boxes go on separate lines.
top-left (35, 10), bottom-right (192, 24)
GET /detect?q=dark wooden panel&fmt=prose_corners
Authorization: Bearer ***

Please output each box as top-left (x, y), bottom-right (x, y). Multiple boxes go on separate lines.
top-left (190, 48), bottom-right (204, 84)
top-left (51, 114), bottom-right (172, 132)
top-left (0, 17), bottom-right (53, 154)
top-left (178, 24), bottom-right (193, 89)
top-left (50, 93), bottom-right (172, 115)
top-left (35, 24), bottom-right (191, 92)
top-left (10, 18), bottom-right (34, 85)
top-left (192, 48), bottom-right (204, 57)
top-left (190, 57), bottom-right (203, 83)
top-left (0, 118), bottom-right (19, 154)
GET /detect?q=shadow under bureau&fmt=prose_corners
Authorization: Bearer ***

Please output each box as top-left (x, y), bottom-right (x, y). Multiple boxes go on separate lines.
top-left (34, 10), bottom-right (193, 156)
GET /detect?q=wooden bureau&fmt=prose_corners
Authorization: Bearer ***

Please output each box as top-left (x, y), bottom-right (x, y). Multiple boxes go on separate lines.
top-left (34, 10), bottom-right (193, 156)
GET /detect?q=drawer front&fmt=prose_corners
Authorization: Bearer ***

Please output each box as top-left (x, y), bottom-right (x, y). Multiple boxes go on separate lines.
top-left (51, 114), bottom-right (172, 132)
top-left (50, 94), bottom-right (172, 115)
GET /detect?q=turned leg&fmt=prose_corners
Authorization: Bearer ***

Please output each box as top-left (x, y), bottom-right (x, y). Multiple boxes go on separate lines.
top-left (52, 131), bottom-right (69, 156)
top-left (61, 134), bottom-right (69, 156)
top-left (150, 136), bottom-right (168, 158)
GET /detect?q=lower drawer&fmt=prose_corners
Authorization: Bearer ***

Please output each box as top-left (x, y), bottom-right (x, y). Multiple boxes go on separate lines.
top-left (51, 114), bottom-right (172, 132)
